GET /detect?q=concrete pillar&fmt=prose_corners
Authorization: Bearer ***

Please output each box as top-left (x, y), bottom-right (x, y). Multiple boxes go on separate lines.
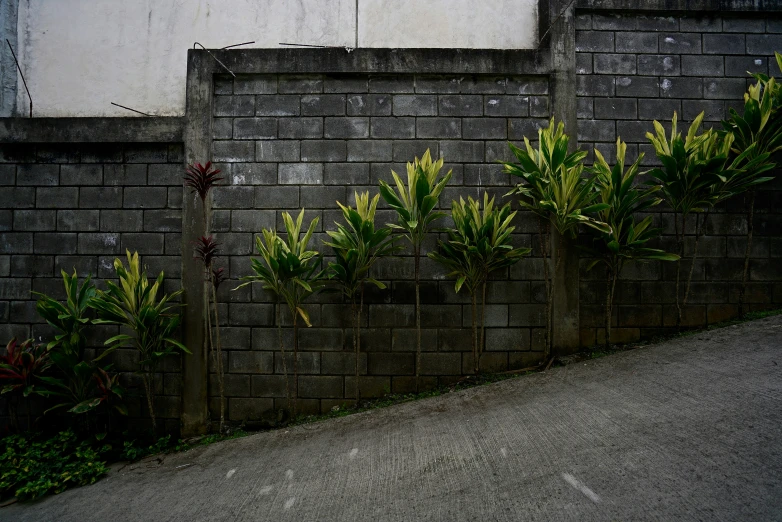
top-left (180, 50), bottom-right (213, 437)
top-left (1, 0), bottom-right (19, 117)
top-left (548, 0), bottom-right (581, 354)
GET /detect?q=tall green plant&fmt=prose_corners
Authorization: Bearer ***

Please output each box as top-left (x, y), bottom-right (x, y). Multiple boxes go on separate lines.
top-left (503, 118), bottom-right (609, 357)
top-left (646, 112), bottom-right (769, 328)
top-left (722, 55), bottom-right (782, 315)
top-left (237, 210), bottom-right (324, 416)
top-left (34, 270), bottom-right (95, 358)
top-left (379, 149), bottom-right (452, 391)
top-left (429, 193), bottom-right (530, 372)
top-left (324, 191), bottom-right (400, 403)
top-left (89, 250), bottom-right (188, 433)
top-left (584, 139), bottom-right (679, 348)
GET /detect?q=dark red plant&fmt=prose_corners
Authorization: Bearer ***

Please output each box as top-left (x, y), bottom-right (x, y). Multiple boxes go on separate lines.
top-left (184, 162), bottom-right (223, 201)
top-left (193, 235), bottom-right (221, 268)
top-left (212, 267), bottom-right (227, 290)
top-left (94, 367), bottom-right (128, 416)
top-left (0, 338), bottom-right (50, 397)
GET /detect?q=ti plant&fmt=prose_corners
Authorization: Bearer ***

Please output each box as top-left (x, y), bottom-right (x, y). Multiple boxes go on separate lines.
top-left (185, 161), bottom-right (224, 204)
top-left (194, 236), bottom-right (226, 432)
top-left (237, 210), bottom-right (324, 416)
top-left (324, 191), bottom-right (400, 404)
top-left (646, 111), bottom-right (768, 328)
top-left (584, 139), bottom-right (679, 348)
top-left (503, 118), bottom-right (609, 358)
top-left (429, 193), bottom-right (530, 372)
top-left (378, 149), bottom-right (452, 391)
top-left (0, 339), bottom-right (51, 431)
top-left (34, 269), bottom-right (96, 358)
top-left (90, 250), bottom-right (188, 433)
top-left (722, 54), bottom-right (782, 315)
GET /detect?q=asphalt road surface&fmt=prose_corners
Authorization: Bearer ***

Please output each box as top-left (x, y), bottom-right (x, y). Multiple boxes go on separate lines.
top-left (6, 315), bottom-right (782, 521)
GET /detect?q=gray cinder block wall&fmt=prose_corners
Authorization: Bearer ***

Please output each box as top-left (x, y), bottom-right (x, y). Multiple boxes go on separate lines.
top-left (1, 3), bottom-right (781, 429)
top-left (0, 140), bottom-right (185, 432)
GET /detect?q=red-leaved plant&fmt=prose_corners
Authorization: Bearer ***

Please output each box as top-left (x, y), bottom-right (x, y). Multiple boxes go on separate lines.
top-left (184, 162), bottom-right (223, 202)
top-left (0, 338), bottom-right (51, 431)
top-left (193, 235), bottom-right (226, 431)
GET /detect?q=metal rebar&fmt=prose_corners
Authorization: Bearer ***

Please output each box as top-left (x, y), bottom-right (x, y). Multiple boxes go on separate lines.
top-left (193, 42), bottom-right (236, 77)
top-left (221, 41), bottom-right (255, 50)
top-left (110, 102), bottom-right (152, 116)
top-left (6, 39), bottom-right (32, 118)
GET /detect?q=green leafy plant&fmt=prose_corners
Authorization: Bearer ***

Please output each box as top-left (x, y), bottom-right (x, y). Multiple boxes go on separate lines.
top-left (583, 139), bottom-right (679, 348)
top-left (237, 210), bottom-right (324, 416)
top-left (429, 193), bottom-right (530, 372)
top-left (0, 339), bottom-right (51, 431)
top-left (0, 430), bottom-right (109, 501)
top-left (646, 112), bottom-right (770, 328)
top-left (324, 191), bottom-right (400, 403)
top-left (37, 350), bottom-right (127, 434)
top-left (503, 117), bottom-right (609, 357)
top-left (722, 55), bottom-right (782, 315)
top-left (89, 250), bottom-right (188, 433)
top-left (34, 269), bottom-right (95, 357)
top-left (379, 149), bottom-right (452, 390)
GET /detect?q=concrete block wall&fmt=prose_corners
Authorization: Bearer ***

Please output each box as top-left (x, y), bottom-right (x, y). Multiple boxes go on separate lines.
top-left (575, 11), bottom-right (782, 345)
top-left (209, 73), bottom-right (552, 418)
top-left (0, 142), bottom-right (184, 432)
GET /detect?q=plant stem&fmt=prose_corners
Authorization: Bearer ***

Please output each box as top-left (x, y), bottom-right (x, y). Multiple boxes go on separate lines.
top-left (293, 312), bottom-right (299, 418)
top-left (356, 284), bottom-right (364, 405)
top-left (414, 242), bottom-right (422, 393)
top-left (739, 191), bottom-right (755, 317)
top-left (683, 210), bottom-right (710, 312)
top-left (471, 290), bottom-right (478, 374)
top-left (212, 282), bottom-right (224, 433)
top-left (538, 217), bottom-right (552, 358)
top-left (277, 295), bottom-right (291, 411)
top-left (675, 212), bottom-right (685, 330)
top-left (480, 280), bottom-right (487, 362)
top-left (143, 373), bottom-right (157, 434)
top-left (605, 265), bottom-right (612, 350)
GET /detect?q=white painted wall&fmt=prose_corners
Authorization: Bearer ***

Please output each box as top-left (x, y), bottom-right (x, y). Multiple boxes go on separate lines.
top-left (15, 0), bottom-right (538, 117)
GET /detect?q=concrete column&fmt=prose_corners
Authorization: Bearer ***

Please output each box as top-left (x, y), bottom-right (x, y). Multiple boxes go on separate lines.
top-left (181, 50), bottom-right (213, 437)
top-left (0, 0), bottom-right (19, 117)
top-left (548, 0), bottom-right (581, 354)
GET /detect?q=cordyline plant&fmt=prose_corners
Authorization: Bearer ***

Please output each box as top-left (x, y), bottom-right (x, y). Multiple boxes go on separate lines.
top-left (583, 139), bottom-right (679, 348)
top-left (324, 191), bottom-right (400, 404)
top-left (34, 269), bottom-right (95, 357)
top-left (0, 339), bottom-right (51, 431)
top-left (646, 111), bottom-right (771, 328)
top-left (90, 250), bottom-right (188, 433)
top-left (185, 161), bottom-right (226, 431)
top-left (503, 118), bottom-right (609, 358)
top-left (194, 235), bottom-right (226, 432)
top-left (721, 54), bottom-right (782, 315)
top-left (379, 149), bottom-right (452, 391)
top-left (237, 210), bottom-right (324, 416)
top-left (429, 193), bottom-right (530, 372)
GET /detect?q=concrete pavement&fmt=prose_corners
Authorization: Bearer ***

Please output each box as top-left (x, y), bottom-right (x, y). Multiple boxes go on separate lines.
top-left (6, 315), bottom-right (782, 521)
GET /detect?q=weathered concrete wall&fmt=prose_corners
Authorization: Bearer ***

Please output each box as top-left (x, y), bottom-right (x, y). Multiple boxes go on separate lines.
top-left (0, 138), bottom-right (185, 433)
top-left (208, 71), bottom-right (551, 418)
top-left (12, 0), bottom-right (538, 117)
top-left (574, 11), bottom-right (782, 345)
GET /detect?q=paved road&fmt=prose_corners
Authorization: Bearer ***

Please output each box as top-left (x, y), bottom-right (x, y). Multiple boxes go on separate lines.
top-left (7, 316), bottom-right (782, 521)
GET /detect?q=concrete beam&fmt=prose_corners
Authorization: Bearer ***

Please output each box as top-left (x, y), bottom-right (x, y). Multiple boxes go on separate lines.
top-left (0, 117), bottom-right (184, 143)
top-left (180, 50), bottom-right (213, 437)
top-left (200, 48), bottom-right (552, 76)
top-left (576, 0), bottom-right (782, 11)
top-left (548, 0), bottom-right (581, 355)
